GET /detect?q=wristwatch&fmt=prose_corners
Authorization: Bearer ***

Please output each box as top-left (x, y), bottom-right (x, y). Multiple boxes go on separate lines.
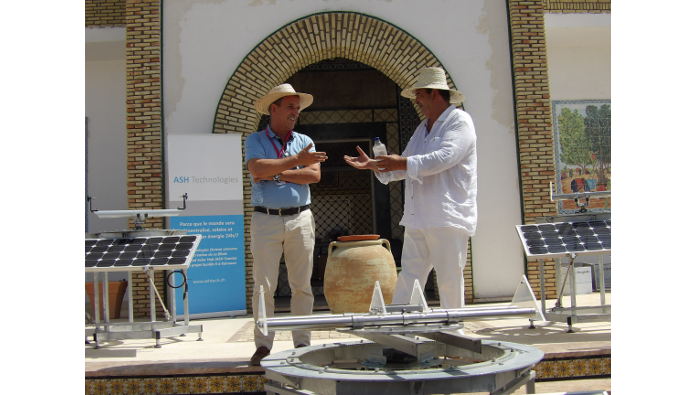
top-left (273, 174), bottom-right (281, 182)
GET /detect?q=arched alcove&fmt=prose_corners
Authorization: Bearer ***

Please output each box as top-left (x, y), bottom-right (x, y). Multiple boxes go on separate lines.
top-left (212, 12), bottom-right (471, 309)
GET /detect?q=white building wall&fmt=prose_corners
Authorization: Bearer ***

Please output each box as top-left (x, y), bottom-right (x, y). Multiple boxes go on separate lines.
top-left (85, 27), bottom-right (129, 288)
top-left (86, 27), bottom-right (128, 233)
top-left (162, 0), bottom-right (524, 298)
top-left (546, 14), bottom-right (611, 100)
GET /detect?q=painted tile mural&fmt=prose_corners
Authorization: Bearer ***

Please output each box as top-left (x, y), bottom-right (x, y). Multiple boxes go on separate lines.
top-left (552, 100), bottom-right (611, 214)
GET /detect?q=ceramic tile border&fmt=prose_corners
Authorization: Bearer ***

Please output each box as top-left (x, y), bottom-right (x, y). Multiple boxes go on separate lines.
top-left (535, 356), bottom-right (611, 380)
top-left (85, 374), bottom-right (267, 394)
top-left (85, 356), bottom-right (609, 393)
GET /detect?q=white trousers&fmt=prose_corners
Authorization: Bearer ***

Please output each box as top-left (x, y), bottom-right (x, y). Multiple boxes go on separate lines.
top-left (250, 209), bottom-right (315, 349)
top-left (392, 227), bottom-right (469, 309)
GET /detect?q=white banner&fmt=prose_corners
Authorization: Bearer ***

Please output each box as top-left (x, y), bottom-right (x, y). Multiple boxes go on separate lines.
top-left (167, 134), bottom-right (243, 203)
top-left (166, 134), bottom-right (246, 318)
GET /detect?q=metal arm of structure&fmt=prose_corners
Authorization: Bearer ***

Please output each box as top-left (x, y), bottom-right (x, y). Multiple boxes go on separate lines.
top-left (87, 194), bottom-right (188, 229)
top-left (257, 276), bottom-right (545, 336)
top-left (550, 181), bottom-right (611, 202)
top-left (88, 194), bottom-right (188, 219)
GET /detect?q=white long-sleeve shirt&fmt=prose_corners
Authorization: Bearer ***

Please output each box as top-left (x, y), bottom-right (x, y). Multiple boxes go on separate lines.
top-left (387, 105), bottom-right (478, 235)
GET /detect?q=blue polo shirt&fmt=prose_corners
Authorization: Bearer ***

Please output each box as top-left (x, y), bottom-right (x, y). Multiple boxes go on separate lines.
top-left (244, 127), bottom-right (315, 209)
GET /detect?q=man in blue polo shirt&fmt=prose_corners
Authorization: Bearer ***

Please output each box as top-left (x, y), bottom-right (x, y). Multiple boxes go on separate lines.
top-left (245, 84), bottom-right (328, 366)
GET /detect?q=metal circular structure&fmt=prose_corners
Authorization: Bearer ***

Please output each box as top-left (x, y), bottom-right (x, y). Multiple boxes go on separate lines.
top-left (262, 339), bottom-right (544, 395)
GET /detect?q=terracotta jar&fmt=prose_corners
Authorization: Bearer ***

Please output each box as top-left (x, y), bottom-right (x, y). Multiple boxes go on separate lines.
top-left (323, 238), bottom-right (397, 314)
top-left (85, 281), bottom-right (128, 319)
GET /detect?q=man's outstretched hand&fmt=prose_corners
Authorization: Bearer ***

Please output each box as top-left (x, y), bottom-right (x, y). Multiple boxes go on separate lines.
top-left (344, 146), bottom-right (377, 171)
top-left (344, 146), bottom-right (406, 172)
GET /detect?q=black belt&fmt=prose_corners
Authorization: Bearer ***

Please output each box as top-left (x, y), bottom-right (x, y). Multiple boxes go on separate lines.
top-left (254, 205), bottom-right (310, 216)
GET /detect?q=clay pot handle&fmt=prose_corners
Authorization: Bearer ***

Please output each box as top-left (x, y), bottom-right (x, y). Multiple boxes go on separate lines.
top-left (328, 241), bottom-right (337, 258)
top-left (381, 238), bottom-right (391, 252)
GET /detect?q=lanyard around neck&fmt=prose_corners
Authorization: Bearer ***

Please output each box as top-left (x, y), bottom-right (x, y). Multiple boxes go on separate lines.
top-left (265, 126), bottom-right (292, 159)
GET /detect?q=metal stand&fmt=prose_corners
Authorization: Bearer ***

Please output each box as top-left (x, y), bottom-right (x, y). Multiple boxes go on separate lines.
top-left (85, 199), bottom-right (204, 348)
top-left (85, 229), bottom-right (204, 348)
top-left (532, 213), bottom-right (611, 332)
top-left (536, 254), bottom-right (610, 332)
top-left (86, 267), bottom-right (203, 348)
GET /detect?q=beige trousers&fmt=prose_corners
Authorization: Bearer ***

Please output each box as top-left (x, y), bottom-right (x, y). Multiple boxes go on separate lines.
top-left (250, 209), bottom-right (315, 350)
top-left (392, 227), bottom-right (469, 309)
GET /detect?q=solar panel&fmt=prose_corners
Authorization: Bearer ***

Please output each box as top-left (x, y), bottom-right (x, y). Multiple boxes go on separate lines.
top-left (515, 220), bottom-right (611, 258)
top-left (85, 234), bottom-right (202, 272)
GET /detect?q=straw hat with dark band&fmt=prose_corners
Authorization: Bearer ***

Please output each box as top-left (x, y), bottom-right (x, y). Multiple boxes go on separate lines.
top-left (253, 83), bottom-right (314, 115)
top-left (400, 67), bottom-right (465, 104)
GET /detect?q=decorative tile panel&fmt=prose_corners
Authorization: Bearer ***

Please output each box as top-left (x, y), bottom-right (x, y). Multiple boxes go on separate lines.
top-left (534, 356), bottom-right (611, 380)
top-left (85, 374), bottom-right (269, 395)
top-left (85, 356), bottom-right (610, 393)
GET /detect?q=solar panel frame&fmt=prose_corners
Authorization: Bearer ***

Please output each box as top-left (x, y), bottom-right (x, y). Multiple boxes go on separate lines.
top-left (85, 234), bottom-right (203, 272)
top-left (515, 220), bottom-right (611, 258)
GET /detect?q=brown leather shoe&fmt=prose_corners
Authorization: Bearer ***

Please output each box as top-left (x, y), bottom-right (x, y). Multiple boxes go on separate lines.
top-left (295, 343), bottom-right (308, 348)
top-left (250, 346), bottom-right (271, 366)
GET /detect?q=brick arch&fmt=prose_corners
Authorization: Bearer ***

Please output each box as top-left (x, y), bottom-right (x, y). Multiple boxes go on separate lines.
top-left (212, 12), bottom-right (460, 136)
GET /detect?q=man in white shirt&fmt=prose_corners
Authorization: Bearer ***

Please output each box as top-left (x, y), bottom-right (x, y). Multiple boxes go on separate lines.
top-left (344, 67), bottom-right (477, 309)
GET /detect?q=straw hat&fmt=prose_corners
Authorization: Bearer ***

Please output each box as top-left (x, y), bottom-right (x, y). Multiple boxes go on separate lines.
top-left (401, 67), bottom-right (465, 103)
top-left (253, 83), bottom-right (314, 115)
